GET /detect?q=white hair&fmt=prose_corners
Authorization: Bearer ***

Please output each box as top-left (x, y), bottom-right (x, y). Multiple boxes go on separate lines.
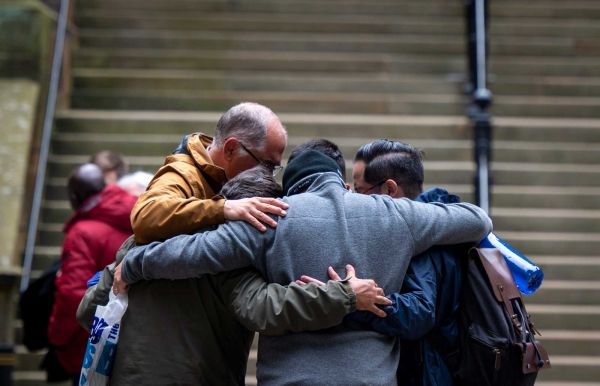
top-left (117, 171), bottom-right (154, 197)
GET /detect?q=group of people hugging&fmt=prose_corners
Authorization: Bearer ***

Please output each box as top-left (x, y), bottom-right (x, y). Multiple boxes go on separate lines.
top-left (50, 102), bottom-right (492, 386)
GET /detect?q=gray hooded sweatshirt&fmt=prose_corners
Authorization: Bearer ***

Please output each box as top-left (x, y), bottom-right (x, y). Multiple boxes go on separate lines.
top-left (122, 172), bottom-right (492, 386)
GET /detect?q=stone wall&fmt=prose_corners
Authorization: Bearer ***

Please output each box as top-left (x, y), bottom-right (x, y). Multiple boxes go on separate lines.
top-left (0, 79), bottom-right (39, 346)
top-left (0, 1), bottom-right (55, 79)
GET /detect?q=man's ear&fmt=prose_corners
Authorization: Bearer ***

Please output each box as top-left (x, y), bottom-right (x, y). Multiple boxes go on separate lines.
top-left (382, 179), bottom-right (403, 198)
top-left (222, 137), bottom-right (239, 161)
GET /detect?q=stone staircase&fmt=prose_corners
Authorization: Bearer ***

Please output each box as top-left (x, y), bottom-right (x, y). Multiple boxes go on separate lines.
top-left (14, 0), bottom-right (600, 384)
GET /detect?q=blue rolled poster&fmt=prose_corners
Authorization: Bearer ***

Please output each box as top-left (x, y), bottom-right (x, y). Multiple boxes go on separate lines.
top-left (479, 233), bottom-right (544, 295)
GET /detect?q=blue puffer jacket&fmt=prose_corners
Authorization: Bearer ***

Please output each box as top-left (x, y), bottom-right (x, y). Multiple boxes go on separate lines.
top-left (346, 188), bottom-right (467, 386)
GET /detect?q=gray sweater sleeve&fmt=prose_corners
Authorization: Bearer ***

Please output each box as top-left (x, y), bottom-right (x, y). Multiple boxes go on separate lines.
top-left (121, 220), bottom-right (267, 283)
top-left (393, 199), bottom-right (492, 255)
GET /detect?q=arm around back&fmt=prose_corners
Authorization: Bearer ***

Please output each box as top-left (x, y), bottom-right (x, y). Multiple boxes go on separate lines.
top-left (393, 199), bottom-right (492, 256)
top-left (122, 220), bottom-right (266, 284)
top-left (347, 254), bottom-right (437, 338)
top-left (220, 268), bottom-right (355, 336)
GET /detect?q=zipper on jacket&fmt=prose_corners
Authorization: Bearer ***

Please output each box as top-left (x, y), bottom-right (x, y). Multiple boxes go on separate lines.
top-left (493, 348), bottom-right (502, 370)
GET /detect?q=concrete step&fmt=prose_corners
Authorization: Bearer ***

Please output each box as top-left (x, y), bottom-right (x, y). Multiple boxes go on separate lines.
top-left (492, 208), bottom-right (600, 233)
top-left (73, 68), bottom-right (464, 96)
top-left (71, 30), bottom-right (598, 58)
top-left (73, 48), bottom-right (433, 73)
top-left (69, 89), bottom-right (469, 115)
top-left (501, 232), bottom-right (600, 256)
top-left (68, 87), bottom-right (600, 118)
top-left (77, 16), bottom-right (600, 43)
top-left (76, 2), bottom-right (467, 18)
top-left (31, 246), bottom-right (61, 272)
top-left (54, 110), bottom-right (600, 143)
top-left (528, 304), bottom-right (600, 331)
top-left (15, 345), bottom-right (44, 373)
top-left (78, 0), bottom-right (600, 15)
top-left (73, 28), bottom-right (600, 59)
top-left (78, 21), bottom-right (465, 40)
top-left (536, 256), bottom-right (600, 281)
top-left (72, 68), bottom-right (600, 98)
top-left (494, 187), bottom-right (600, 210)
top-left (72, 48), bottom-right (600, 77)
top-left (536, 355), bottom-right (600, 382)
top-left (540, 330), bottom-right (600, 356)
top-left (13, 370), bottom-right (70, 386)
top-left (74, 5), bottom-right (600, 25)
top-left (530, 281), bottom-right (600, 305)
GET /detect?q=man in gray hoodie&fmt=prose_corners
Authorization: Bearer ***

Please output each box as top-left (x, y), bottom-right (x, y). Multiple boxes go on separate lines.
top-left (121, 148), bottom-right (493, 386)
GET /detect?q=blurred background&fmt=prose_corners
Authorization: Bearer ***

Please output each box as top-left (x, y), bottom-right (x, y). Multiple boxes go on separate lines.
top-left (1, 0), bottom-right (600, 385)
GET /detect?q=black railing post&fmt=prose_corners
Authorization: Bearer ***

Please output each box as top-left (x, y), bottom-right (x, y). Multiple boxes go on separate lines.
top-left (465, 0), bottom-right (493, 214)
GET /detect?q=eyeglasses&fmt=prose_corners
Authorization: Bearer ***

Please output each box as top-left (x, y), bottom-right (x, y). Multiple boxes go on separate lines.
top-left (359, 180), bottom-right (387, 194)
top-left (238, 142), bottom-right (284, 177)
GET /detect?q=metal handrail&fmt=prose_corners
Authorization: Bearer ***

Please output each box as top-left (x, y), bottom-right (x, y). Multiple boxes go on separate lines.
top-left (20, 0), bottom-right (71, 291)
top-left (465, 0), bottom-right (493, 214)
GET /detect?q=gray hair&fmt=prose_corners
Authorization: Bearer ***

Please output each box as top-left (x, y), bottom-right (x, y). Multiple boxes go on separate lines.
top-left (213, 102), bottom-right (281, 151)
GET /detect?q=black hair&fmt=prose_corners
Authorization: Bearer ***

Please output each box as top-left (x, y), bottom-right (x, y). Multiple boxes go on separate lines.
top-left (354, 139), bottom-right (420, 164)
top-left (288, 139), bottom-right (346, 180)
top-left (220, 165), bottom-right (283, 199)
top-left (362, 141), bottom-right (424, 199)
top-left (68, 163), bottom-right (105, 210)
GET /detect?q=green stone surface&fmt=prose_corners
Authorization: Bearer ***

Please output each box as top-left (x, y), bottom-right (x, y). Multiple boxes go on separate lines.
top-left (0, 79), bottom-right (39, 270)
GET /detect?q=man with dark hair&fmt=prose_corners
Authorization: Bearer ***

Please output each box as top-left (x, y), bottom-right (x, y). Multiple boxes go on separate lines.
top-left (363, 145), bottom-right (424, 199)
top-left (353, 139), bottom-right (424, 197)
top-left (49, 163), bottom-right (136, 384)
top-left (349, 139), bottom-right (467, 386)
top-left (119, 141), bottom-right (492, 385)
top-left (90, 150), bottom-right (128, 185)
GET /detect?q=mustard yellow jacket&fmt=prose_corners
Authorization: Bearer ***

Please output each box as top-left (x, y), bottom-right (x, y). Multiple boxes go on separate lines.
top-left (131, 133), bottom-right (227, 244)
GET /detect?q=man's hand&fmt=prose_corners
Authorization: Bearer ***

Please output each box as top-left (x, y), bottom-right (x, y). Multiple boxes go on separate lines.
top-left (224, 197), bottom-right (289, 232)
top-left (298, 264), bottom-right (392, 318)
top-left (113, 262), bottom-right (128, 295)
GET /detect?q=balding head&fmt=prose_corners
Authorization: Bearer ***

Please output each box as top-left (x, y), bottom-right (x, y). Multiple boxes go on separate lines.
top-left (213, 102), bottom-right (285, 151)
top-left (68, 163), bottom-right (105, 210)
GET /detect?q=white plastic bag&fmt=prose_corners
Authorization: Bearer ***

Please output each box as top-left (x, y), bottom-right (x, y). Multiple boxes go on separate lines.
top-left (79, 291), bottom-right (128, 386)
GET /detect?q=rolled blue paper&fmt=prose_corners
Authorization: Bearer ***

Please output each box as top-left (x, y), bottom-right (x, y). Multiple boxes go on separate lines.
top-left (479, 233), bottom-right (544, 295)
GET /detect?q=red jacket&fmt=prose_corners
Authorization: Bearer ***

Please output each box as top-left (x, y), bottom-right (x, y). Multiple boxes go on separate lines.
top-left (48, 184), bottom-right (136, 374)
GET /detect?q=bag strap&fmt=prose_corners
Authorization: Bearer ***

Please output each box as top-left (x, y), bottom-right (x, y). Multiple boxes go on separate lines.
top-left (471, 248), bottom-right (522, 331)
top-left (471, 248), bottom-right (551, 373)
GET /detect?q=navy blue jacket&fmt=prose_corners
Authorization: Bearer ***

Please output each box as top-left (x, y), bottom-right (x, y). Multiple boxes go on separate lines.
top-left (347, 188), bottom-right (466, 386)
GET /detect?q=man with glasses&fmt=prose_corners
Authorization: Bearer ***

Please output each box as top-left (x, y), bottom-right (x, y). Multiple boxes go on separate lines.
top-left (349, 139), bottom-right (466, 386)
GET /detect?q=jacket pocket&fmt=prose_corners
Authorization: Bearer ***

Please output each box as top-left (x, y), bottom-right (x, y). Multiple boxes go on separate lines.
top-left (459, 323), bottom-right (510, 386)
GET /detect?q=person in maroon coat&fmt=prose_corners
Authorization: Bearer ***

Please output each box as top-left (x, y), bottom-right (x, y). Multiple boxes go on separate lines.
top-left (48, 163), bottom-right (137, 381)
